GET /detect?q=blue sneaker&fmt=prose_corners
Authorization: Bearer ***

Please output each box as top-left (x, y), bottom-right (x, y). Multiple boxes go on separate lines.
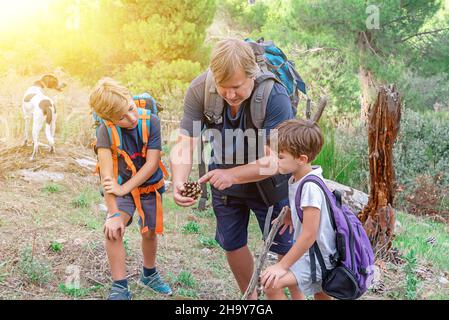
top-left (139, 271), bottom-right (173, 296)
top-left (107, 283), bottom-right (132, 300)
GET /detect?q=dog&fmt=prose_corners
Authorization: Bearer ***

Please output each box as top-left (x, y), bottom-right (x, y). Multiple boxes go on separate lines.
top-left (22, 74), bottom-right (66, 160)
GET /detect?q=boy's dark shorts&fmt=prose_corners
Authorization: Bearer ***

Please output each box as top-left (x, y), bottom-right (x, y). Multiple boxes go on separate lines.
top-left (115, 193), bottom-right (159, 230)
top-left (211, 188), bottom-right (293, 255)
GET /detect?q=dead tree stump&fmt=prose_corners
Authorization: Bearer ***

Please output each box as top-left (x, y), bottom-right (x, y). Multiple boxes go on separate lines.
top-left (359, 84), bottom-right (401, 259)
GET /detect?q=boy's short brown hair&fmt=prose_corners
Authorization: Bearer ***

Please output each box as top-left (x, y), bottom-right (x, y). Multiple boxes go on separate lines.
top-left (274, 119), bottom-right (324, 162)
top-left (89, 77), bottom-right (132, 121)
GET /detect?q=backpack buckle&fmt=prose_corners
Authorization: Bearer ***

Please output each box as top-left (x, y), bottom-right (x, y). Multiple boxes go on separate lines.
top-left (329, 253), bottom-right (339, 267)
top-left (204, 112), bottom-right (222, 125)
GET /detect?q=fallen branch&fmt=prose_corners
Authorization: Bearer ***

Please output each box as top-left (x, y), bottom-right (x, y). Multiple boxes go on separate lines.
top-left (324, 179), bottom-right (368, 213)
top-left (242, 206), bottom-right (289, 300)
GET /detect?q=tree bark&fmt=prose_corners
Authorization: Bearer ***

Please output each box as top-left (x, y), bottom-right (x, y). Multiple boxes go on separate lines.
top-left (359, 84), bottom-right (401, 258)
top-left (358, 31), bottom-right (378, 123)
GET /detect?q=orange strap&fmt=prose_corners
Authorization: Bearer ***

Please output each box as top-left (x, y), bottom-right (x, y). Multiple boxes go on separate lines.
top-left (139, 111), bottom-right (151, 158)
top-left (101, 119), bottom-right (167, 235)
top-left (138, 179), bottom-right (165, 235)
top-left (159, 160), bottom-right (169, 179)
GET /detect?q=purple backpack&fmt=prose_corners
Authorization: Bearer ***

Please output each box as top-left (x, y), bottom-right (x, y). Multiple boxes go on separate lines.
top-left (295, 175), bottom-right (375, 300)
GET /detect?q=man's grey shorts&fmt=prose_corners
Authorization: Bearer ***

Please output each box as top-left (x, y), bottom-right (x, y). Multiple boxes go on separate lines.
top-left (115, 193), bottom-right (158, 230)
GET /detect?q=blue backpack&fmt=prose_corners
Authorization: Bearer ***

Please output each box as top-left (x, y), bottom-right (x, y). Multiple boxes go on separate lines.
top-left (133, 92), bottom-right (163, 115)
top-left (92, 92), bottom-right (161, 139)
top-left (245, 37), bottom-right (306, 112)
top-left (295, 175), bottom-right (375, 300)
top-left (203, 38), bottom-right (307, 129)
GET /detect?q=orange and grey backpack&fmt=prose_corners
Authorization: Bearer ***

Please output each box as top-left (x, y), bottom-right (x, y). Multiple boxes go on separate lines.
top-left (92, 96), bottom-right (169, 235)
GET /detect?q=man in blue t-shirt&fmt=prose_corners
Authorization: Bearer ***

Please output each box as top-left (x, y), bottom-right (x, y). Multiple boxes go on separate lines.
top-left (170, 38), bottom-right (301, 299)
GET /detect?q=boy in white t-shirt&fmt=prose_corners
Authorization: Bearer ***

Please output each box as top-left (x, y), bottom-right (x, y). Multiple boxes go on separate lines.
top-left (261, 119), bottom-right (336, 300)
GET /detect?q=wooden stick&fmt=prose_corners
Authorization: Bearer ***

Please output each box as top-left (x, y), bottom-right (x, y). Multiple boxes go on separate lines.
top-left (305, 98), bottom-right (312, 120)
top-left (242, 206), bottom-right (289, 300)
top-left (311, 96), bottom-right (328, 123)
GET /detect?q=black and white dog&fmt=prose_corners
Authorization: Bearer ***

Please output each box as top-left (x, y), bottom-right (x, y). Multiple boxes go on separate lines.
top-left (22, 74), bottom-right (65, 160)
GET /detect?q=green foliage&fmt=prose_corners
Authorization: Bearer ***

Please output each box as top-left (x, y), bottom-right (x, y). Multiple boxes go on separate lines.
top-left (182, 221), bottom-right (200, 234)
top-left (177, 287), bottom-right (198, 298)
top-left (227, 0), bottom-right (449, 113)
top-left (49, 242), bottom-right (63, 253)
top-left (116, 59), bottom-right (202, 106)
top-left (0, 0), bottom-right (216, 103)
top-left (191, 207), bottom-right (215, 219)
top-left (58, 283), bottom-right (102, 298)
top-left (43, 183), bottom-right (61, 194)
top-left (394, 212), bottom-right (449, 272)
top-left (403, 249), bottom-right (419, 300)
top-left (176, 270), bottom-right (196, 288)
top-left (199, 236), bottom-right (219, 248)
top-left (71, 189), bottom-right (99, 209)
top-left (399, 71), bottom-right (449, 112)
top-left (19, 247), bottom-right (52, 286)
top-left (313, 122), bottom-right (369, 192)
top-left (71, 193), bottom-right (90, 208)
top-left (221, 0), bottom-right (269, 32)
top-left (394, 109), bottom-right (449, 187)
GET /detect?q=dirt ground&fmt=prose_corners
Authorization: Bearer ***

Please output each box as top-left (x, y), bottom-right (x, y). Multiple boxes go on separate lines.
top-left (0, 144), bottom-right (447, 300)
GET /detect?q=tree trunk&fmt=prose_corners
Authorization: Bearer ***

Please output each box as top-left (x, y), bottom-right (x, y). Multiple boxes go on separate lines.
top-left (359, 66), bottom-right (376, 122)
top-left (359, 84), bottom-right (402, 258)
top-left (358, 31), bottom-right (378, 123)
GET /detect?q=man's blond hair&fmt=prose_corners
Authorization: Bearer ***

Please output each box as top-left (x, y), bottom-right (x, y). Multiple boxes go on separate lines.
top-left (210, 38), bottom-right (259, 85)
top-left (274, 119), bottom-right (324, 163)
top-left (89, 77), bottom-right (131, 121)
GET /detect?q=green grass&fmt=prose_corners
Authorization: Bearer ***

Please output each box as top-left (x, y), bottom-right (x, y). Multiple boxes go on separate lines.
top-left (199, 236), bottom-right (219, 248)
top-left (177, 287), bottom-right (198, 299)
top-left (0, 261), bottom-right (8, 284)
top-left (49, 241), bottom-right (63, 253)
top-left (394, 212), bottom-right (449, 272)
top-left (191, 207), bottom-right (215, 219)
top-left (71, 188), bottom-right (100, 209)
top-left (176, 270), bottom-right (196, 288)
top-left (18, 247), bottom-right (53, 286)
top-left (58, 283), bottom-right (102, 298)
top-left (164, 195), bottom-right (182, 212)
top-left (182, 221), bottom-right (200, 234)
top-left (42, 183), bottom-right (62, 194)
top-left (403, 249), bottom-right (419, 300)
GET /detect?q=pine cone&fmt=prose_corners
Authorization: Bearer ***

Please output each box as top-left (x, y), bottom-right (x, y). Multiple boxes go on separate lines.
top-left (181, 181), bottom-right (202, 200)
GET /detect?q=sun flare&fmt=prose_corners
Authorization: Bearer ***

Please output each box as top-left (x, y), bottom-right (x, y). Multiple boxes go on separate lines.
top-left (0, 0), bottom-right (54, 29)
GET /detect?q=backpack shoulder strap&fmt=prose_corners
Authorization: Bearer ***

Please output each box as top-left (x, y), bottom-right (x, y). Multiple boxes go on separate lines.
top-left (203, 69), bottom-right (224, 125)
top-left (295, 174), bottom-right (336, 230)
top-left (249, 72), bottom-right (278, 129)
top-left (104, 120), bottom-right (123, 150)
top-left (137, 107), bottom-right (152, 158)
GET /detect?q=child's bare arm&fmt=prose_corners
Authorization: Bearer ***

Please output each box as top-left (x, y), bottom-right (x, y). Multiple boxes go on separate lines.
top-left (98, 148), bottom-right (120, 213)
top-left (279, 206), bottom-right (321, 269)
top-left (261, 207), bottom-right (321, 288)
top-left (98, 148), bottom-right (125, 240)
